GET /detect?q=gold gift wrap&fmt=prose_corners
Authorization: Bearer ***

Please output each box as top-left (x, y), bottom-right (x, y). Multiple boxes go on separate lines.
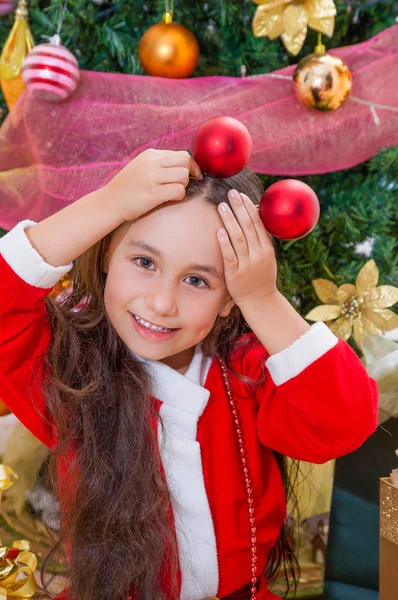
top-left (380, 478), bottom-right (398, 600)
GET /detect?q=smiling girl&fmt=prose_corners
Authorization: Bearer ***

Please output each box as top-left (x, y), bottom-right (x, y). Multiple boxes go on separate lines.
top-left (0, 149), bottom-right (377, 600)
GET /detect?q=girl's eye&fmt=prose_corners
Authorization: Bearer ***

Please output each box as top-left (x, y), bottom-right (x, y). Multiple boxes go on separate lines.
top-left (134, 257), bottom-right (155, 270)
top-left (185, 275), bottom-right (209, 289)
top-left (134, 256), bottom-right (209, 288)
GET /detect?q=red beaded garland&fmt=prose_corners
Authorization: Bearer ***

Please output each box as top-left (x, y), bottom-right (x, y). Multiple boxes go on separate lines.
top-left (219, 358), bottom-right (258, 600)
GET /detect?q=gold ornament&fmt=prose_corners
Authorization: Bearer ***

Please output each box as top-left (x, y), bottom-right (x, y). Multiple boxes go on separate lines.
top-left (138, 10), bottom-right (199, 78)
top-left (306, 260), bottom-right (398, 349)
top-left (252, 0), bottom-right (336, 56)
top-left (292, 42), bottom-right (352, 111)
top-left (0, 0), bottom-right (34, 111)
top-left (0, 466), bottom-right (38, 598)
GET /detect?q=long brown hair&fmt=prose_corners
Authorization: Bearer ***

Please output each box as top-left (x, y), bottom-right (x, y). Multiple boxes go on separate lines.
top-left (41, 168), bottom-right (299, 600)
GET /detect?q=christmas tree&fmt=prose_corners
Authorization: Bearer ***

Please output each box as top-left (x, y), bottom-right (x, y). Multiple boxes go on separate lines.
top-left (0, 0), bottom-right (396, 349)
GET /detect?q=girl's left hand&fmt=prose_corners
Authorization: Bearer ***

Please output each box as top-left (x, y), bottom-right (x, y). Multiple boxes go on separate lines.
top-left (217, 189), bottom-right (277, 308)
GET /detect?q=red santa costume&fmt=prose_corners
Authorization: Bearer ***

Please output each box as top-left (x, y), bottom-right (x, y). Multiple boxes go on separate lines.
top-left (0, 221), bottom-right (378, 600)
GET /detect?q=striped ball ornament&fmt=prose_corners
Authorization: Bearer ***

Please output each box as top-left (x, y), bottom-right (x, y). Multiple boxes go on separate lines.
top-left (0, 0), bottom-right (17, 16)
top-left (22, 37), bottom-right (80, 102)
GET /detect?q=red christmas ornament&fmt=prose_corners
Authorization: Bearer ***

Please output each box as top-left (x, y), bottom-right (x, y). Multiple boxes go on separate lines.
top-left (259, 179), bottom-right (320, 240)
top-left (22, 35), bottom-right (80, 103)
top-left (192, 116), bottom-right (252, 177)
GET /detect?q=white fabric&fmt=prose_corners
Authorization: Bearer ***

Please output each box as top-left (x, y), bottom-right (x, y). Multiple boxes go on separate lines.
top-left (265, 321), bottom-right (338, 386)
top-left (140, 347), bottom-right (218, 599)
top-left (0, 220), bottom-right (72, 289)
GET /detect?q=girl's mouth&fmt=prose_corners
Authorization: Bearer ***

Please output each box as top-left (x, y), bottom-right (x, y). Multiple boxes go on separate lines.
top-left (129, 312), bottom-right (180, 342)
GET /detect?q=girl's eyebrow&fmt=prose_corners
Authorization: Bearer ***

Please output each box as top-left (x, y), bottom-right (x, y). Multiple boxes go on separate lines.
top-left (127, 239), bottom-right (222, 280)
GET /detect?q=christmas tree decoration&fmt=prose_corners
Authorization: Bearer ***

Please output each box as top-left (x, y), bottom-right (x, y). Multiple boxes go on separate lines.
top-left (0, 0), bottom-right (17, 16)
top-left (361, 334), bottom-right (398, 425)
top-left (292, 38), bottom-right (352, 111)
top-left (252, 0), bottom-right (336, 56)
top-left (306, 260), bottom-right (398, 349)
top-left (259, 179), bottom-right (320, 240)
top-left (0, 0), bottom-right (34, 110)
top-left (0, 523), bottom-right (37, 598)
top-left (0, 464), bottom-right (18, 494)
top-left (138, 9), bottom-right (199, 78)
top-left (22, 34), bottom-right (80, 102)
top-left (192, 116), bottom-right (252, 177)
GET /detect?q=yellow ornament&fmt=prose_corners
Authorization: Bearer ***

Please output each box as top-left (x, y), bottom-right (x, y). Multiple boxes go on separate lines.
top-left (306, 260), bottom-right (398, 349)
top-left (0, 0), bottom-right (34, 111)
top-left (252, 0), bottom-right (336, 56)
top-left (292, 45), bottom-right (352, 111)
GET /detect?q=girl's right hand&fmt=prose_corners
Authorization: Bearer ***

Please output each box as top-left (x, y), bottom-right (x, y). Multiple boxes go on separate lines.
top-left (104, 149), bottom-right (203, 222)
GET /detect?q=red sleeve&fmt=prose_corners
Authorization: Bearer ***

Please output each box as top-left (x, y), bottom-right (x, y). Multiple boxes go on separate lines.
top-left (237, 328), bottom-right (378, 464)
top-left (0, 254), bottom-right (56, 448)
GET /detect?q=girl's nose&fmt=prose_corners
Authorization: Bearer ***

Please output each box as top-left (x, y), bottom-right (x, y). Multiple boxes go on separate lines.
top-left (145, 279), bottom-right (178, 317)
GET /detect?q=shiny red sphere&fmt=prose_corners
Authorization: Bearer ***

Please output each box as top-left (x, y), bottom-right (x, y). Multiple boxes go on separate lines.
top-left (259, 179), bottom-right (320, 240)
top-left (192, 116), bottom-right (252, 177)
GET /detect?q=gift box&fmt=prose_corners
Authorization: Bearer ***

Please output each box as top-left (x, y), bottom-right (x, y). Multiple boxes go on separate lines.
top-left (380, 477), bottom-right (398, 600)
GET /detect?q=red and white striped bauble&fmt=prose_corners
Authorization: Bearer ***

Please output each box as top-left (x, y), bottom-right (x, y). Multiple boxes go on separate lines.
top-left (0, 0), bottom-right (17, 16)
top-left (22, 35), bottom-right (80, 102)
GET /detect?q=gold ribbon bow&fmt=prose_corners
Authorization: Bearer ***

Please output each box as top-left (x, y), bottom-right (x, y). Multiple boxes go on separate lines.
top-left (0, 466), bottom-right (37, 598)
top-left (0, 541), bottom-right (37, 599)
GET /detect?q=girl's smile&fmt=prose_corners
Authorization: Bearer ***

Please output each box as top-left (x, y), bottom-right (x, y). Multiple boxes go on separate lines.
top-left (129, 311), bottom-right (180, 342)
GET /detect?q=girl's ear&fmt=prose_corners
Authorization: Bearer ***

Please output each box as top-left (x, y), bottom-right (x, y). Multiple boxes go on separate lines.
top-left (219, 296), bottom-right (236, 318)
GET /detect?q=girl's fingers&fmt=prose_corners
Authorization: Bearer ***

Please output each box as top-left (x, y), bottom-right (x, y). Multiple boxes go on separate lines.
top-left (158, 182), bottom-right (187, 202)
top-left (161, 150), bottom-right (203, 180)
top-left (217, 228), bottom-right (238, 271)
top-left (240, 193), bottom-right (273, 249)
top-left (227, 190), bottom-right (261, 250)
top-left (217, 202), bottom-right (249, 258)
top-left (161, 150), bottom-right (191, 167)
top-left (188, 156), bottom-right (203, 180)
top-left (161, 166), bottom-right (190, 186)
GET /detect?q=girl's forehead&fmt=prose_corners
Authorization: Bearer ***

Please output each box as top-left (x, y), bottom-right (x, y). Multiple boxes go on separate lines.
top-left (114, 198), bottom-right (224, 262)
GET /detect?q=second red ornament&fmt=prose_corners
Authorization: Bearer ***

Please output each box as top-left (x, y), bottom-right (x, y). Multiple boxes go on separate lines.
top-left (259, 180), bottom-right (320, 240)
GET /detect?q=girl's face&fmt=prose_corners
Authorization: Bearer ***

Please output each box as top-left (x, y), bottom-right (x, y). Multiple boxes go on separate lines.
top-left (103, 197), bottom-right (235, 373)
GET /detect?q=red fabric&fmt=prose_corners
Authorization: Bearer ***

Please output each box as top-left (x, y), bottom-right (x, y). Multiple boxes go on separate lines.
top-left (0, 253), bottom-right (378, 599)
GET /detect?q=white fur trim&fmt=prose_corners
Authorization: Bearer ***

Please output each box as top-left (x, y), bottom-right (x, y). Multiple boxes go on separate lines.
top-left (265, 321), bottom-right (338, 386)
top-left (138, 347), bottom-right (217, 599)
top-left (0, 220), bottom-right (73, 289)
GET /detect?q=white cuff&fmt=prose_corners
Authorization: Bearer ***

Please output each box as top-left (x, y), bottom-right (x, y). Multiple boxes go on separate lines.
top-left (265, 321), bottom-right (338, 386)
top-left (0, 220), bottom-right (73, 289)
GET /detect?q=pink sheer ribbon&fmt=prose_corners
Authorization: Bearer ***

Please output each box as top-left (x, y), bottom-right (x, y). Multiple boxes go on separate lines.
top-left (0, 24), bottom-right (397, 230)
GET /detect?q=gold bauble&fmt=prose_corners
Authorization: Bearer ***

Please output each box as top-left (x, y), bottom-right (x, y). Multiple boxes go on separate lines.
top-left (139, 18), bottom-right (199, 79)
top-left (292, 52), bottom-right (352, 111)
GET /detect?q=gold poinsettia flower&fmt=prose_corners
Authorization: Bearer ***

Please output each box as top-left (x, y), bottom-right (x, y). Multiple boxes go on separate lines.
top-left (306, 260), bottom-right (398, 350)
top-left (252, 0), bottom-right (336, 56)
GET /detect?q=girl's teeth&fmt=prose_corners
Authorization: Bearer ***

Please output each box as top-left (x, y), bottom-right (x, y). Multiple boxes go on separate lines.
top-left (134, 315), bottom-right (172, 332)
